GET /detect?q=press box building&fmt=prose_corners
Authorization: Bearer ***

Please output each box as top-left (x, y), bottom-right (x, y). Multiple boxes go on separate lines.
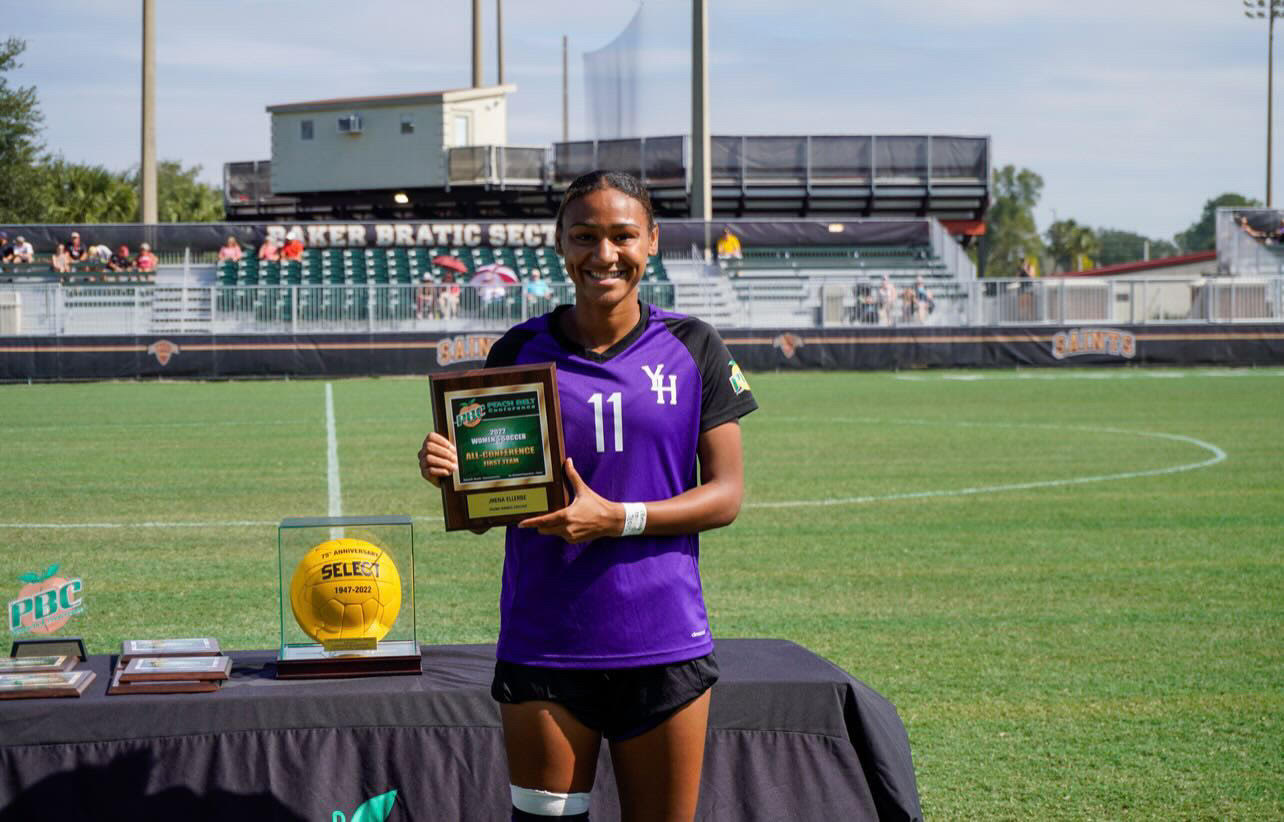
top-left (257, 84), bottom-right (521, 205)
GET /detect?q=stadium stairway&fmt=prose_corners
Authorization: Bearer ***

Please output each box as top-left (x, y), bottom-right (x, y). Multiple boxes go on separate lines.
top-left (661, 253), bottom-right (740, 325)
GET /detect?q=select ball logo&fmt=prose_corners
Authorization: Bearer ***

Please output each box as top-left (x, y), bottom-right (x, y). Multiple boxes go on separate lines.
top-left (8, 564), bottom-right (85, 636)
top-left (289, 539), bottom-right (402, 643)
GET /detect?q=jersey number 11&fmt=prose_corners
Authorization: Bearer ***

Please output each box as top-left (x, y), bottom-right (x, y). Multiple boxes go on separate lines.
top-left (588, 392), bottom-right (623, 452)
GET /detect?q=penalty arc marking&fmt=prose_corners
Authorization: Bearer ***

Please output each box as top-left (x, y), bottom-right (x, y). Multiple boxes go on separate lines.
top-left (745, 419), bottom-right (1227, 510)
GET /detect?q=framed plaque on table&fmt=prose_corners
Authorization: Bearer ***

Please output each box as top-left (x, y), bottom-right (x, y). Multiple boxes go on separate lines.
top-left (0, 655), bottom-right (77, 675)
top-left (120, 638), bottom-right (221, 662)
top-left (429, 363), bottom-right (567, 532)
top-left (0, 670), bottom-right (95, 700)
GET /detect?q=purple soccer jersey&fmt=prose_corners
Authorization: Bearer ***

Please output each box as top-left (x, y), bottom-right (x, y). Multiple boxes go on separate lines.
top-left (484, 303), bottom-right (758, 668)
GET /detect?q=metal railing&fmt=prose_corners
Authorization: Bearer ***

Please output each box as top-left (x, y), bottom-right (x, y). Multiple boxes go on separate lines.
top-left (724, 277), bottom-right (1284, 328)
top-left (551, 134), bottom-right (990, 186)
top-left (448, 146), bottom-right (549, 187)
top-left (1, 277), bottom-right (1279, 337)
top-left (0, 282), bottom-right (675, 336)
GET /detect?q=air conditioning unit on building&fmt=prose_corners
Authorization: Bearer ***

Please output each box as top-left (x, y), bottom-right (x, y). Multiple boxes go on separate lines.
top-left (337, 114), bottom-right (363, 134)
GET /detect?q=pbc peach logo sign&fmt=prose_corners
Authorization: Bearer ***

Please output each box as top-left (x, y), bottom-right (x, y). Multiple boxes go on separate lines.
top-left (773, 333), bottom-right (804, 359)
top-left (147, 339), bottom-right (180, 366)
top-left (8, 564), bottom-right (85, 636)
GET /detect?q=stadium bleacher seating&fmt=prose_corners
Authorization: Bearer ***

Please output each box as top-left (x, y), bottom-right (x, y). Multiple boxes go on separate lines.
top-left (726, 245), bottom-right (942, 274)
top-left (217, 247), bottom-right (668, 288)
top-left (213, 246), bottom-right (672, 322)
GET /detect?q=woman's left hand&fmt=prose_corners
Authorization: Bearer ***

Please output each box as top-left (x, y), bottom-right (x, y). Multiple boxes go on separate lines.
top-left (518, 457), bottom-right (623, 543)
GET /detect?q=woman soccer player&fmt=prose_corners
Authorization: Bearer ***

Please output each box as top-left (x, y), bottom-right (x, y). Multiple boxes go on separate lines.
top-left (419, 170), bottom-right (756, 821)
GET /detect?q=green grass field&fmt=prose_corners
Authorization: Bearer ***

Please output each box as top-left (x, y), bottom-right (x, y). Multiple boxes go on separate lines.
top-left (2, 369), bottom-right (1282, 820)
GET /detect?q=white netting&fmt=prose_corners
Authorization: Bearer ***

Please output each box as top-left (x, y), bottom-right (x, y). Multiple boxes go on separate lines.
top-left (583, 1), bottom-right (688, 141)
top-left (584, 4), bottom-right (643, 139)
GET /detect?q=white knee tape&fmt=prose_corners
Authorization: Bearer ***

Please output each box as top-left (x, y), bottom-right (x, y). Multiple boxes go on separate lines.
top-left (510, 785), bottom-right (591, 816)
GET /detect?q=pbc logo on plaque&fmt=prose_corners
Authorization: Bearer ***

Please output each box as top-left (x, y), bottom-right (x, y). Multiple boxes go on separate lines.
top-left (455, 402), bottom-right (486, 428)
top-left (1051, 328), bottom-right (1137, 361)
top-left (8, 564), bottom-right (85, 636)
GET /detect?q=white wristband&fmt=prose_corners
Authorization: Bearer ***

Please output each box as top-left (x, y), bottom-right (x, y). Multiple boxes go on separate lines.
top-left (620, 502), bottom-right (648, 537)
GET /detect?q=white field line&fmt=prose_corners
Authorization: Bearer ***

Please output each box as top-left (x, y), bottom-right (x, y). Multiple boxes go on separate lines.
top-left (0, 415), bottom-right (404, 435)
top-left (746, 419), bottom-right (1226, 510)
top-left (325, 382), bottom-right (343, 539)
top-left (0, 421), bottom-right (1227, 529)
top-left (0, 520), bottom-right (279, 530)
top-left (894, 369), bottom-right (1284, 382)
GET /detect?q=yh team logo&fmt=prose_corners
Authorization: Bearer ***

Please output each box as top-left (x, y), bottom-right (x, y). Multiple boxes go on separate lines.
top-left (331, 789), bottom-right (397, 822)
top-left (8, 564), bottom-right (84, 636)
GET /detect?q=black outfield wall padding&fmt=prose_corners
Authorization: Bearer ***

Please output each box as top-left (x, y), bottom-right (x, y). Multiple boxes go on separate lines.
top-left (2, 325), bottom-right (1283, 382)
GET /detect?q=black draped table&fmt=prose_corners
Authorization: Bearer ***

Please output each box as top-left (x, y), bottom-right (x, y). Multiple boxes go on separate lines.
top-left (0, 639), bottom-right (921, 821)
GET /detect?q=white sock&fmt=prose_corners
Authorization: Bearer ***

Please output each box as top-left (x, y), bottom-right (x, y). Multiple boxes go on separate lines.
top-left (510, 785), bottom-right (591, 816)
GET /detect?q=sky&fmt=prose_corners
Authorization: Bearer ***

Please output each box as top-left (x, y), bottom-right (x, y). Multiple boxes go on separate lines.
top-left (8, 0), bottom-right (1272, 241)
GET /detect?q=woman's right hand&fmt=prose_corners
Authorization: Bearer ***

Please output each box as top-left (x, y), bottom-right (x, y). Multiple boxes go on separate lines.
top-left (418, 432), bottom-right (457, 488)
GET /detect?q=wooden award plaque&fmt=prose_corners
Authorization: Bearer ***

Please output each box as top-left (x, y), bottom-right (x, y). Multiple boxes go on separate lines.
top-left (429, 363), bottom-right (567, 531)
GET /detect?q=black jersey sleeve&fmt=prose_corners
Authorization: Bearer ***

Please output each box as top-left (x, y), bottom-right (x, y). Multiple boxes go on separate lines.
top-left (661, 315), bottom-right (758, 431)
top-left (484, 328), bottom-right (536, 368)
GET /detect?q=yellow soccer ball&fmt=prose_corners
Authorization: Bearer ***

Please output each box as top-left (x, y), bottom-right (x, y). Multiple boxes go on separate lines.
top-left (289, 538), bottom-right (401, 643)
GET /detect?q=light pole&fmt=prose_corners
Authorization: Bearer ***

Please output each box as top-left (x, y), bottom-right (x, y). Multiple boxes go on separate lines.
top-left (1245, 0), bottom-right (1284, 206)
top-left (140, 0), bottom-right (156, 224)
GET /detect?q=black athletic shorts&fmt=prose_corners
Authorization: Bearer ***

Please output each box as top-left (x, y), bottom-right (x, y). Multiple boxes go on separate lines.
top-left (491, 652), bottom-right (719, 741)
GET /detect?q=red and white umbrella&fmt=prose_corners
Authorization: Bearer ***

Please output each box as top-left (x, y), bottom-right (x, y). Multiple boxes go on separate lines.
top-left (471, 263), bottom-right (520, 285)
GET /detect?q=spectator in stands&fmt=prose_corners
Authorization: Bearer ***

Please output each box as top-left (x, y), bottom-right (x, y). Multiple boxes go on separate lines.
top-left (438, 271), bottom-right (461, 319)
top-left (416, 272), bottom-right (437, 319)
top-left (716, 227), bottom-right (742, 260)
top-left (11, 235), bottom-right (34, 263)
top-left (1240, 214), bottom-right (1284, 244)
top-left (281, 229), bottom-right (304, 262)
top-left (88, 243), bottom-right (112, 266)
top-left (51, 243), bottom-right (71, 274)
top-left (877, 275), bottom-right (898, 326)
top-left (108, 244), bottom-right (134, 272)
top-left (901, 283), bottom-right (918, 324)
top-left (1237, 215), bottom-right (1263, 240)
top-left (524, 268), bottom-right (551, 311)
top-left (218, 236), bottom-right (244, 262)
top-left (257, 236), bottom-right (281, 262)
top-left (912, 275), bottom-right (934, 324)
top-left (852, 281), bottom-right (878, 324)
top-left (1238, 214), bottom-right (1271, 242)
top-left (0, 233), bottom-right (13, 263)
top-left (66, 231), bottom-right (87, 262)
top-left (136, 243), bottom-right (158, 273)
top-left (480, 281), bottom-right (507, 308)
